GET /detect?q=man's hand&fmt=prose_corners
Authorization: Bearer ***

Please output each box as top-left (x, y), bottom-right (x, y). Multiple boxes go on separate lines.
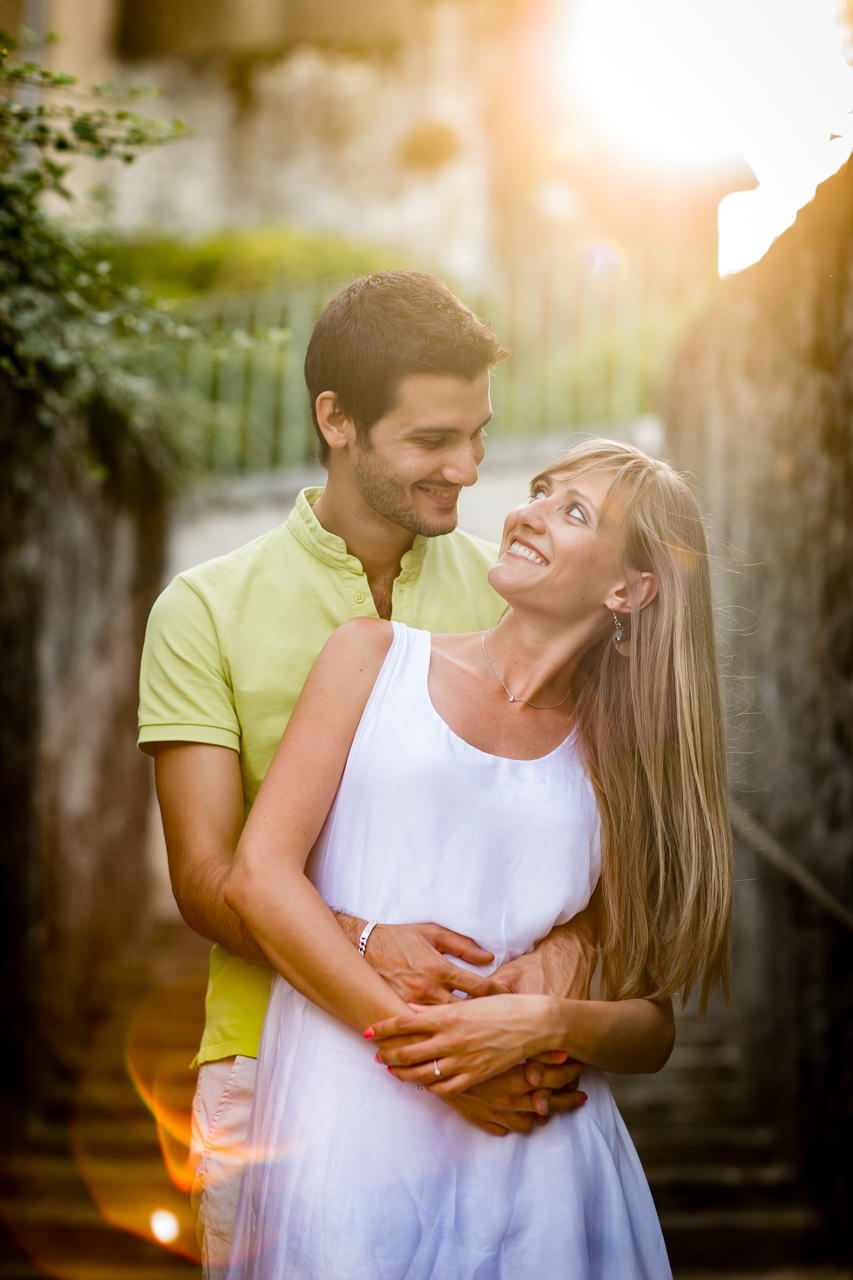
top-left (337, 919), bottom-right (501, 1003)
top-left (442, 1061), bottom-right (586, 1136)
top-left (491, 907), bottom-right (597, 1000)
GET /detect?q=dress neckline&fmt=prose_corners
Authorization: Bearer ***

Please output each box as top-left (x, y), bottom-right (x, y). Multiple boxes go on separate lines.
top-left (422, 630), bottom-right (577, 764)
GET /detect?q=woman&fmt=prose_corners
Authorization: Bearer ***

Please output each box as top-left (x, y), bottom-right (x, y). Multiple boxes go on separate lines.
top-left (224, 439), bottom-right (732, 1279)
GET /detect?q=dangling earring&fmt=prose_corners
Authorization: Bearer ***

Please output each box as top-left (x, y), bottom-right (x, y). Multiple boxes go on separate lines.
top-left (612, 611), bottom-right (631, 646)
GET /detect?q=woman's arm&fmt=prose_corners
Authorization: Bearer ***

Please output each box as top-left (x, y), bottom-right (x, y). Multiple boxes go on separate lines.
top-left (368, 993), bottom-right (675, 1096)
top-left (223, 617), bottom-right (413, 1034)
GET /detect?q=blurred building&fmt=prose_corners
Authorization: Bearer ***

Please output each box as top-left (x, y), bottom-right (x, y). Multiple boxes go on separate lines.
top-left (7, 0), bottom-right (753, 289)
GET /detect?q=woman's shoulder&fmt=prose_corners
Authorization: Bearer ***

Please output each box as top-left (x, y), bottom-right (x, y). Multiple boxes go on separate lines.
top-left (300, 620), bottom-right (395, 722)
top-left (326, 617), bottom-right (395, 666)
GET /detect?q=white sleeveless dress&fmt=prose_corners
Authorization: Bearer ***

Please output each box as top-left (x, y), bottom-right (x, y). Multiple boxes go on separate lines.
top-left (227, 623), bottom-right (671, 1279)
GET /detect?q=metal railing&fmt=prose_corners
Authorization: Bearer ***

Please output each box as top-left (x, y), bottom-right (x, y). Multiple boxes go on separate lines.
top-left (169, 254), bottom-right (711, 474)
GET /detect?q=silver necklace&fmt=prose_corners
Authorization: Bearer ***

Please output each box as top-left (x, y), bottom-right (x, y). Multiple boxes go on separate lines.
top-left (480, 628), bottom-right (572, 710)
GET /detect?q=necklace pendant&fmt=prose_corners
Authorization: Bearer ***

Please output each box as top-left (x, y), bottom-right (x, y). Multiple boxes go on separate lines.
top-left (507, 693), bottom-right (515, 702)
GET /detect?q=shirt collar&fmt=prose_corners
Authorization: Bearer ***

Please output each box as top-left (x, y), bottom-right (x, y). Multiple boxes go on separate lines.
top-left (287, 487), bottom-right (429, 577)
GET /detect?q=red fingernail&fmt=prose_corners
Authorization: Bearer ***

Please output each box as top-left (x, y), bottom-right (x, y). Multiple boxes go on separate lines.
top-left (374, 1052), bottom-right (382, 1063)
top-left (363, 1029), bottom-right (374, 1039)
top-left (578, 1092), bottom-right (588, 1104)
top-left (386, 1066), bottom-right (394, 1075)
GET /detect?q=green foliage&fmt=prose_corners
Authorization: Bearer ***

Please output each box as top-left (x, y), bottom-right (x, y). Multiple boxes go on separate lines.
top-left (0, 31), bottom-right (196, 496)
top-left (87, 232), bottom-right (408, 474)
top-left (94, 226), bottom-right (406, 300)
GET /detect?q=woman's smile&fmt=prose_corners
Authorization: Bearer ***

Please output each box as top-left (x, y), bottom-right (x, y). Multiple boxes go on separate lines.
top-left (506, 538), bottom-right (548, 566)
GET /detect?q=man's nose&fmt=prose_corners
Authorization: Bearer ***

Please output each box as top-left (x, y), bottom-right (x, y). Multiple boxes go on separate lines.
top-left (442, 441), bottom-right (482, 487)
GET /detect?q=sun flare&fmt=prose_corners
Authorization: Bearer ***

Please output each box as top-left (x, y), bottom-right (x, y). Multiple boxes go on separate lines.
top-left (557, 0), bottom-right (853, 273)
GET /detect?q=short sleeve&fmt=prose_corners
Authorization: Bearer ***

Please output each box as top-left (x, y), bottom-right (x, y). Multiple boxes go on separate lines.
top-left (138, 574), bottom-right (240, 755)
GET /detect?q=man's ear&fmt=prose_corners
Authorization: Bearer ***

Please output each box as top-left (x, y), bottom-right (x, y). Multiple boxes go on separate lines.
top-left (606, 570), bottom-right (658, 616)
top-left (315, 391), bottom-right (355, 453)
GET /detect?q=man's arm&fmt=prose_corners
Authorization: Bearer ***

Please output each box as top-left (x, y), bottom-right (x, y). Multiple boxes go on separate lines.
top-left (483, 897), bottom-right (598, 1119)
top-left (491, 898), bottom-right (598, 1000)
top-left (154, 742), bottom-right (269, 965)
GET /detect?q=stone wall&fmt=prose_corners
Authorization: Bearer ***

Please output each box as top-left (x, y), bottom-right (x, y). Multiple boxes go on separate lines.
top-left (48, 0), bottom-right (497, 284)
top-left (664, 156), bottom-right (853, 1259)
top-left (0, 386), bottom-right (166, 1118)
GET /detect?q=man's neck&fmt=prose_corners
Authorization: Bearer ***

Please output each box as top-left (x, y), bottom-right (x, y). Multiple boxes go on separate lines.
top-left (313, 480), bottom-right (416, 615)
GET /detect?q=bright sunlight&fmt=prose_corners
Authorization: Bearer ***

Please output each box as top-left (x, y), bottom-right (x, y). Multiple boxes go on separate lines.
top-left (558, 0), bottom-right (853, 274)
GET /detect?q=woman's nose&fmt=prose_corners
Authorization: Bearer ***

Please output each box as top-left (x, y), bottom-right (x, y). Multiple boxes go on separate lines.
top-left (519, 494), bottom-right (548, 527)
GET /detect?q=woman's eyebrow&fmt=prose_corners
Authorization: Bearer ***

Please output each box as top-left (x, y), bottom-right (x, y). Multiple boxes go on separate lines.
top-left (562, 485), bottom-right (602, 523)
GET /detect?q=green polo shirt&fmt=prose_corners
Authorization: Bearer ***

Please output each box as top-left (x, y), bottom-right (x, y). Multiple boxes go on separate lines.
top-left (138, 487), bottom-right (503, 1064)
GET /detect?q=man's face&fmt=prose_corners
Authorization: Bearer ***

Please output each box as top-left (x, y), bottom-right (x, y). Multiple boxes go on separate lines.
top-left (350, 371), bottom-right (492, 537)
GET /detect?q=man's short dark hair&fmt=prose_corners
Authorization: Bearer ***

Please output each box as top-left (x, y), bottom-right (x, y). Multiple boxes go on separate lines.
top-left (304, 271), bottom-right (507, 465)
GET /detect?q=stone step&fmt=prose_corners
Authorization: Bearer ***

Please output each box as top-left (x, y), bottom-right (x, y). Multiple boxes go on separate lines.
top-left (628, 1122), bottom-right (781, 1159)
top-left (648, 1160), bottom-right (802, 1212)
top-left (0, 1167), bottom-right (199, 1274)
top-left (675, 1271), bottom-right (850, 1280)
top-left (3, 1152), bottom-right (181, 1195)
top-left (0, 1210), bottom-right (199, 1278)
top-left (0, 1265), bottom-right (198, 1280)
top-left (661, 1203), bottom-right (827, 1270)
top-left (67, 1119), bottom-right (173, 1160)
top-left (637, 1140), bottom-right (794, 1175)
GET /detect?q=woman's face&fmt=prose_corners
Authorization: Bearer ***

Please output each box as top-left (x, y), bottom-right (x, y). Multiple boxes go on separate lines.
top-left (489, 467), bottom-right (632, 627)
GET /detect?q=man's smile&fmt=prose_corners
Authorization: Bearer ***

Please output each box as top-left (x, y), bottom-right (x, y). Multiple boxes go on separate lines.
top-left (418, 484), bottom-right (461, 509)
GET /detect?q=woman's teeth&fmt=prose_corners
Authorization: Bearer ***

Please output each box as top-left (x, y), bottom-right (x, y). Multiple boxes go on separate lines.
top-left (509, 541), bottom-right (546, 565)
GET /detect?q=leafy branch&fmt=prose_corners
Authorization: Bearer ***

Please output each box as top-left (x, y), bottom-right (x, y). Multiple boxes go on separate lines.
top-left (0, 31), bottom-right (198, 495)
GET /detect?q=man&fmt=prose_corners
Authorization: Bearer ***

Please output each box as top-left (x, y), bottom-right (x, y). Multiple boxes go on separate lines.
top-left (138, 272), bottom-right (593, 1278)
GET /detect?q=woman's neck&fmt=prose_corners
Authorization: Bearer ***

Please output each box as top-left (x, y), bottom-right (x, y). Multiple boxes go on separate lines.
top-left (481, 611), bottom-right (593, 709)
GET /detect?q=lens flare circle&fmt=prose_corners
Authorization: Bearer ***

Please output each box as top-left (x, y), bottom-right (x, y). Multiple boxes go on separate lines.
top-left (150, 1208), bottom-right (181, 1244)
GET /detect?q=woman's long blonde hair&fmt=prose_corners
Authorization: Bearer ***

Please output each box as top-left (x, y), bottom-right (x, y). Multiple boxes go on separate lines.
top-left (534, 439), bottom-right (732, 1011)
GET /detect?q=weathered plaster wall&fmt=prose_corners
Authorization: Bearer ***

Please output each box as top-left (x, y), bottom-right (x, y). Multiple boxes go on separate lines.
top-left (46, 0), bottom-right (496, 283)
top-left (664, 157), bottom-right (853, 1257)
top-left (0, 390), bottom-right (166, 1112)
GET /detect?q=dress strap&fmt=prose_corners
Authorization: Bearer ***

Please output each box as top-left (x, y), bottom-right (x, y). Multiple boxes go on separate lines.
top-left (352, 622), bottom-right (431, 747)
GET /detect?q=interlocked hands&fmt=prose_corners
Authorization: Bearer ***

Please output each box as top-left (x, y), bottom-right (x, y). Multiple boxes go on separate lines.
top-left (353, 920), bottom-right (588, 1134)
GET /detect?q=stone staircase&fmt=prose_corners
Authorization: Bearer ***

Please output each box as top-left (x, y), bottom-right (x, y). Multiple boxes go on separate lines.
top-left (0, 907), bottom-right (837, 1279)
top-left (610, 976), bottom-right (826, 1271)
top-left (0, 921), bottom-right (207, 1279)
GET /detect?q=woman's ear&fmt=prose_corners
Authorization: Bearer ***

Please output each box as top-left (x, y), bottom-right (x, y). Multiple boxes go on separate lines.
top-left (633, 571), bottom-right (658, 613)
top-left (315, 391), bottom-right (354, 453)
top-left (606, 570), bottom-right (658, 616)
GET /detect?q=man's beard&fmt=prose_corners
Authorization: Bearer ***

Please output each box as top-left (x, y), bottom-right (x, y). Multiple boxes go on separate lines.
top-left (352, 450), bottom-right (459, 538)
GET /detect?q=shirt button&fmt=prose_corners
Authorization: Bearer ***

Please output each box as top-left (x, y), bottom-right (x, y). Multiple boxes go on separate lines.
top-left (354, 591), bottom-right (367, 604)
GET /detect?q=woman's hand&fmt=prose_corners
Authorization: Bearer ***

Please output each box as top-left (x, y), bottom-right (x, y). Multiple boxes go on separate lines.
top-left (367, 994), bottom-right (570, 1095)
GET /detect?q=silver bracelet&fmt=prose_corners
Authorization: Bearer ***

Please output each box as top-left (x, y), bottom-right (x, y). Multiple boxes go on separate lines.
top-left (358, 920), bottom-right (379, 956)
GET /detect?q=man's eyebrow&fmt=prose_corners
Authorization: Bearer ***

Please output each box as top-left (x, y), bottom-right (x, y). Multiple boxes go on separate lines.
top-left (403, 415), bottom-right (492, 436)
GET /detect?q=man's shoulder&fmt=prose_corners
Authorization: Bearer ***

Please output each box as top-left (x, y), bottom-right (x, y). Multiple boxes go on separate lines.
top-left (170, 519), bottom-right (293, 597)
